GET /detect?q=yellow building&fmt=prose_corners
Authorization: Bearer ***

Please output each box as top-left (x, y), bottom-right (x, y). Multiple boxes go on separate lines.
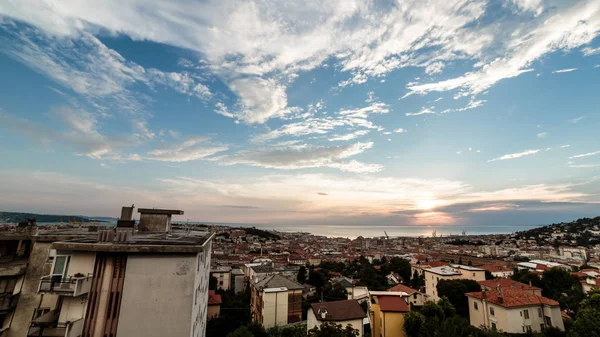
top-left (369, 294), bottom-right (410, 337)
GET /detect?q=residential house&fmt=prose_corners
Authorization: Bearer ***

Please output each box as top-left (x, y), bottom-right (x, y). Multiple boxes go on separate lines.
top-left (466, 287), bottom-right (564, 333)
top-left (482, 264), bottom-right (514, 278)
top-left (479, 279), bottom-right (542, 296)
top-left (232, 268), bottom-right (246, 293)
top-left (386, 272), bottom-right (402, 285)
top-left (250, 274), bottom-right (303, 328)
top-left (211, 266), bottom-right (232, 291)
top-left (307, 300), bottom-right (366, 336)
top-left (208, 290), bottom-right (222, 319)
top-left (388, 284), bottom-right (429, 307)
top-left (369, 293), bottom-right (410, 337)
top-left (424, 265), bottom-right (485, 301)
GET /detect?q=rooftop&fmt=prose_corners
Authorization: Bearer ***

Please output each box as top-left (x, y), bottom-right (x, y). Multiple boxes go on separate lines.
top-left (388, 284), bottom-right (418, 294)
top-left (254, 274), bottom-right (303, 291)
top-left (451, 264), bottom-right (485, 271)
top-left (466, 288), bottom-right (559, 308)
top-left (311, 300), bottom-right (365, 321)
top-left (479, 278), bottom-right (542, 292)
top-left (138, 208), bottom-right (184, 215)
top-left (376, 295), bottom-right (410, 312)
top-left (425, 266), bottom-right (462, 276)
top-left (208, 290), bottom-right (222, 305)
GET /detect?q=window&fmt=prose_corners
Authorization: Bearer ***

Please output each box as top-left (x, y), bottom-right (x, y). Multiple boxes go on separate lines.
top-left (525, 325), bottom-right (532, 332)
top-left (523, 310), bottom-right (530, 319)
top-left (489, 307), bottom-right (495, 316)
top-left (413, 294), bottom-right (417, 299)
top-left (473, 273), bottom-right (476, 277)
top-left (538, 308), bottom-right (542, 317)
top-left (52, 255), bottom-right (70, 278)
top-left (545, 316), bottom-right (552, 326)
top-left (474, 302), bottom-right (478, 310)
top-left (541, 324), bottom-right (545, 331)
top-left (491, 322), bottom-right (497, 330)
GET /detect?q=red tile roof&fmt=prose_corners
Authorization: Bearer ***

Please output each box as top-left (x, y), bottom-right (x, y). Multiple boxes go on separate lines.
top-left (427, 261), bottom-right (449, 268)
top-left (481, 264), bottom-right (512, 272)
top-left (466, 288), bottom-right (559, 308)
top-left (388, 284), bottom-right (418, 294)
top-left (208, 290), bottom-right (222, 305)
top-left (311, 300), bottom-right (366, 321)
top-left (377, 296), bottom-right (410, 312)
top-left (479, 278), bottom-right (541, 291)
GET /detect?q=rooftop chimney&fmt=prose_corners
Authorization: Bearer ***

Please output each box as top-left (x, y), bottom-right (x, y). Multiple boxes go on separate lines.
top-left (138, 208), bottom-right (184, 233)
top-left (117, 205), bottom-right (136, 229)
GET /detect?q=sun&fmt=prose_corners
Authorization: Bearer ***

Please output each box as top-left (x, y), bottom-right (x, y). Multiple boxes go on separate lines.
top-left (416, 199), bottom-right (438, 210)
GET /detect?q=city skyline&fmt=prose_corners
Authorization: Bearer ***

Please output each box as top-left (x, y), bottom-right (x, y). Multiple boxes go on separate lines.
top-left (1, 0), bottom-right (599, 229)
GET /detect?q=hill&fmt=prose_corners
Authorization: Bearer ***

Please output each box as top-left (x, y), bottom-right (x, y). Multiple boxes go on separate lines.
top-left (0, 211), bottom-right (105, 224)
top-left (516, 216), bottom-right (600, 247)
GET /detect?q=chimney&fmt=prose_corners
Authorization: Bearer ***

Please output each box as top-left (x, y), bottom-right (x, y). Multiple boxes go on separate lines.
top-left (497, 285), bottom-right (503, 303)
top-left (529, 281), bottom-right (532, 287)
top-left (117, 205), bottom-right (136, 229)
top-left (137, 208), bottom-right (184, 233)
top-left (320, 309), bottom-right (328, 319)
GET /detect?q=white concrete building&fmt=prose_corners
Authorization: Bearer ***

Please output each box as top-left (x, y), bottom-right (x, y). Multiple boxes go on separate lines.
top-left (211, 266), bottom-right (232, 291)
top-left (424, 265), bottom-right (485, 301)
top-left (26, 206), bottom-right (214, 337)
top-left (250, 274), bottom-right (303, 328)
top-left (307, 300), bottom-right (366, 336)
top-left (466, 288), bottom-right (564, 333)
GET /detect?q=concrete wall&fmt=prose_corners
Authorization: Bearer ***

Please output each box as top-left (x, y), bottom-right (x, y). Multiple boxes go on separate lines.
top-left (262, 290), bottom-right (288, 328)
top-left (8, 241), bottom-right (58, 337)
top-left (424, 272), bottom-right (463, 301)
top-left (207, 304), bottom-right (220, 320)
top-left (116, 254), bottom-right (196, 337)
top-left (65, 252), bottom-right (95, 276)
top-left (406, 292), bottom-right (427, 307)
top-left (58, 296), bottom-right (87, 323)
top-left (138, 214), bottom-right (171, 233)
top-left (211, 271), bottom-right (231, 291)
top-left (191, 241), bottom-right (212, 337)
top-left (382, 311), bottom-right (405, 337)
top-left (233, 274), bottom-right (245, 294)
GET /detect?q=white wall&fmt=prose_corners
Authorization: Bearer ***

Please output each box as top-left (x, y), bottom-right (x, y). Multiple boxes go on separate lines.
top-left (262, 290), bottom-right (289, 328)
top-left (192, 242), bottom-right (212, 337)
top-left (306, 311), bottom-right (363, 337)
top-left (116, 255), bottom-right (196, 337)
top-left (58, 296), bottom-right (87, 323)
top-left (67, 252), bottom-right (96, 276)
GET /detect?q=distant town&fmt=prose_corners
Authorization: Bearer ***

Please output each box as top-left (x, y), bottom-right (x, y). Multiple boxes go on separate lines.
top-left (0, 208), bottom-right (599, 337)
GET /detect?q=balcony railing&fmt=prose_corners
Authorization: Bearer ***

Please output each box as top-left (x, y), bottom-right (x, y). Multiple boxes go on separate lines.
top-left (27, 310), bottom-right (84, 337)
top-left (38, 275), bottom-right (93, 297)
top-left (0, 257), bottom-right (28, 277)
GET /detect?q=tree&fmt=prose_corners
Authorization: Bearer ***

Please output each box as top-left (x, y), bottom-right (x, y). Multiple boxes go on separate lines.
top-left (209, 275), bottom-right (218, 290)
top-left (268, 324), bottom-right (306, 337)
top-left (568, 289), bottom-right (600, 337)
top-left (323, 282), bottom-right (348, 301)
top-left (436, 279), bottom-right (481, 318)
top-left (403, 311), bottom-right (424, 337)
top-left (438, 296), bottom-right (456, 318)
top-left (484, 270), bottom-right (494, 280)
top-left (297, 266), bottom-right (307, 284)
top-left (541, 268), bottom-right (584, 312)
top-left (411, 270), bottom-right (422, 289)
top-left (511, 269), bottom-right (542, 288)
top-left (308, 269), bottom-right (326, 290)
top-left (227, 326), bottom-right (253, 337)
top-left (307, 322), bottom-right (359, 337)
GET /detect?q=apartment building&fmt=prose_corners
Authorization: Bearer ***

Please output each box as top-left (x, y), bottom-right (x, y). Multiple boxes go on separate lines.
top-left (369, 293), bottom-right (410, 337)
top-left (466, 287), bottom-right (564, 333)
top-left (481, 264), bottom-right (514, 278)
top-left (25, 206), bottom-right (214, 337)
top-left (211, 266), bottom-right (232, 291)
top-left (479, 279), bottom-right (542, 296)
top-left (424, 265), bottom-right (485, 301)
top-left (388, 284), bottom-right (429, 307)
top-left (250, 274), bottom-right (303, 328)
top-left (307, 300), bottom-right (365, 336)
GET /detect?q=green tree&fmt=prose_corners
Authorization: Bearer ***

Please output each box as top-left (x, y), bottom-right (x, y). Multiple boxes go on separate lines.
top-left (323, 282), bottom-right (348, 301)
top-left (411, 270), bottom-right (422, 289)
top-left (209, 275), bottom-right (218, 290)
top-left (403, 311), bottom-right (425, 337)
top-left (297, 266), bottom-right (307, 284)
top-left (227, 326), bottom-right (254, 337)
top-left (510, 269), bottom-right (542, 288)
top-left (308, 269), bottom-right (326, 290)
top-left (568, 289), bottom-right (600, 337)
top-left (541, 268), bottom-right (584, 312)
top-left (307, 322), bottom-right (359, 337)
top-left (268, 324), bottom-right (307, 337)
top-left (484, 270), bottom-right (494, 280)
top-left (438, 296), bottom-right (456, 318)
top-left (436, 279), bottom-right (480, 318)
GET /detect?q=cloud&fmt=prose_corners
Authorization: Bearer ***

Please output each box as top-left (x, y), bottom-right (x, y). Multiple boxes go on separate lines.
top-left (425, 62), bottom-right (445, 75)
top-left (560, 144), bottom-right (571, 148)
top-left (508, 0), bottom-right (544, 16)
top-left (228, 77), bottom-right (291, 124)
top-left (394, 128), bottom-right (407, 133)
top-left (567, 164), bottom-right (600, 168)
top-left (224, 142), bottom-right (382, 173)
top-left (144, 137), bottom-right (228, 162)
top-left (487, 149), bottom-right (541, 162)
top-left (536, 132), bottom-right (548, 138)
top-left (582, 46), bottom-right (600, 56)
top-left (552, 68), bottom-right (578, 74)
top-left (569, 116), bottom-right (586, 124)
top-left (569, 150), bottom-right (600, 159)
top-left (317, 192), bottom-right (328, 196)
top-left (328, 130), bottom-right (370, 142)
top-left (220, 205), bottom-right (260, 210)
top-left (406, 107), bottom-right (435, 117)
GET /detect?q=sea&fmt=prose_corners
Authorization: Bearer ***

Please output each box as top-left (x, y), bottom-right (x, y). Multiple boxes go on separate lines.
top-left (31, 220), bottom-right (541, 238)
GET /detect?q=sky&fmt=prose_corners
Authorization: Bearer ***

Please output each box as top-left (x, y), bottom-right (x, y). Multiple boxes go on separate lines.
top-left (0, 0), bottom-right (599, 235)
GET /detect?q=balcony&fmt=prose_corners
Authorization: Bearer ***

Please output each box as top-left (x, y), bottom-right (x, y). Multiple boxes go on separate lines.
top-left (38, 275), bottom-right (92, 297)
top-left (0, 257), bottom-right (28, 277)
top-left (27, 310), bottom-right (84, 337)
top-left (0, 294), bottom-right (19, 312)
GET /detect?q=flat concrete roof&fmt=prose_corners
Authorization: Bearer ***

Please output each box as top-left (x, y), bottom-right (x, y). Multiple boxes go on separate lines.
top-left (138, 208), bottom-right (184, 215)
top-left (425, 266), bottom-right (462, 276)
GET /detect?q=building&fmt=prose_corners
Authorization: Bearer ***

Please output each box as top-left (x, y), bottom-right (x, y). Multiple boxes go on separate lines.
top-left (26, 206), bottom-right (214, 337)
top-left (211, 266), bottom-right (232, 291)
top-left (466, 288), bottom-right (564, 333)
top-left (424, 265), bottom-right (485, 301)
top-left (207, 290), bottom-right (222, 319)
top-left (388, 284), bottom-right (429, 307)
top-left (481, 264), bottom-right (514, 278)
top-left (369, 293), bottom-right (410, 337)
top-left (231, 268), bottom-right (246, 294)
top-left (479, 279), bottom-right (542, 296)
top-left (307, 300), bottom-right (366, 336)
top-left (250, 274), bottom-right (303, 328)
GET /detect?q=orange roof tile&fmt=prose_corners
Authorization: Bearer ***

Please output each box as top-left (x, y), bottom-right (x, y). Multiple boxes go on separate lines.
top-left (479, 278), bottom-right (541, 291)
top-left (377, 296), bottom-right (410, 312)
top-left (388, 284), bottom-right (418, 294)
top-left (466, 288), bottom-right (559, 308)
top-left (208, 290), bottom-right (222, 305)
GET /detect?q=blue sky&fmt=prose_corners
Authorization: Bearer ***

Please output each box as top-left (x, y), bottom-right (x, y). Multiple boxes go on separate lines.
top-left (0, 0), bottom-right (599, 232)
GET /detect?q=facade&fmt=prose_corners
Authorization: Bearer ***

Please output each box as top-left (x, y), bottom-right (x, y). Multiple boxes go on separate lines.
top-left (388, 284), bottom-right (428, 307)
top-left (24, 206), bottom-right (214, 337)
top-left (481, 264), bottom-right (514, 278)
top-left (211, 266), bottom-right (232, 291)
top-left (479, 279), bottom-right (542, 296)
top-left (231, 268), bottom-right (246, 294)
top-left (207, 290), bottom-right (222, 319)
top-left (369, 294), bottom-right (409, 337)
top-left (250, 274), bottom-right (303, 328)
top-left (466, 288), bottom-right (564, 333)
top-left (424, 265), bottom-right (485, 301)
top-left (307, 300), bottom-right (365, 336)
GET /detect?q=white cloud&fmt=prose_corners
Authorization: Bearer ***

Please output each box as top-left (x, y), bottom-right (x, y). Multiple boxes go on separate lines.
top-left (487, 149), bottom-right (541, 162)
top-left (328, 130), bottom-right (370, 142)
top-left (425, 62), bottom-right (445, 75)
top-left (567, 164), bottom-right (600, 168)
top-left (145, 137), bottom-right (228, 162)
top-left (224, 142), bottom-right (382, 173)
top-left (582, 46), bottom-right (600, 56)
top-left (508, 0), bottom-right (544, 16)
top-left (228, 77), bottom-right (291, 124)
top-left (552, 68), bottom-right (578, 74)
top-left (560, 145), bottom-right (571, 148)
top-left (394, 128), bottom-right (407, 133)
top-left (537, 132), bottom-right (548, 138)
top-left (406, 107), bottom-right (435, 117)
top-left (569, 151), bottom-right (600, 159)
top-left (569, 116), bottom-right (586, 124)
